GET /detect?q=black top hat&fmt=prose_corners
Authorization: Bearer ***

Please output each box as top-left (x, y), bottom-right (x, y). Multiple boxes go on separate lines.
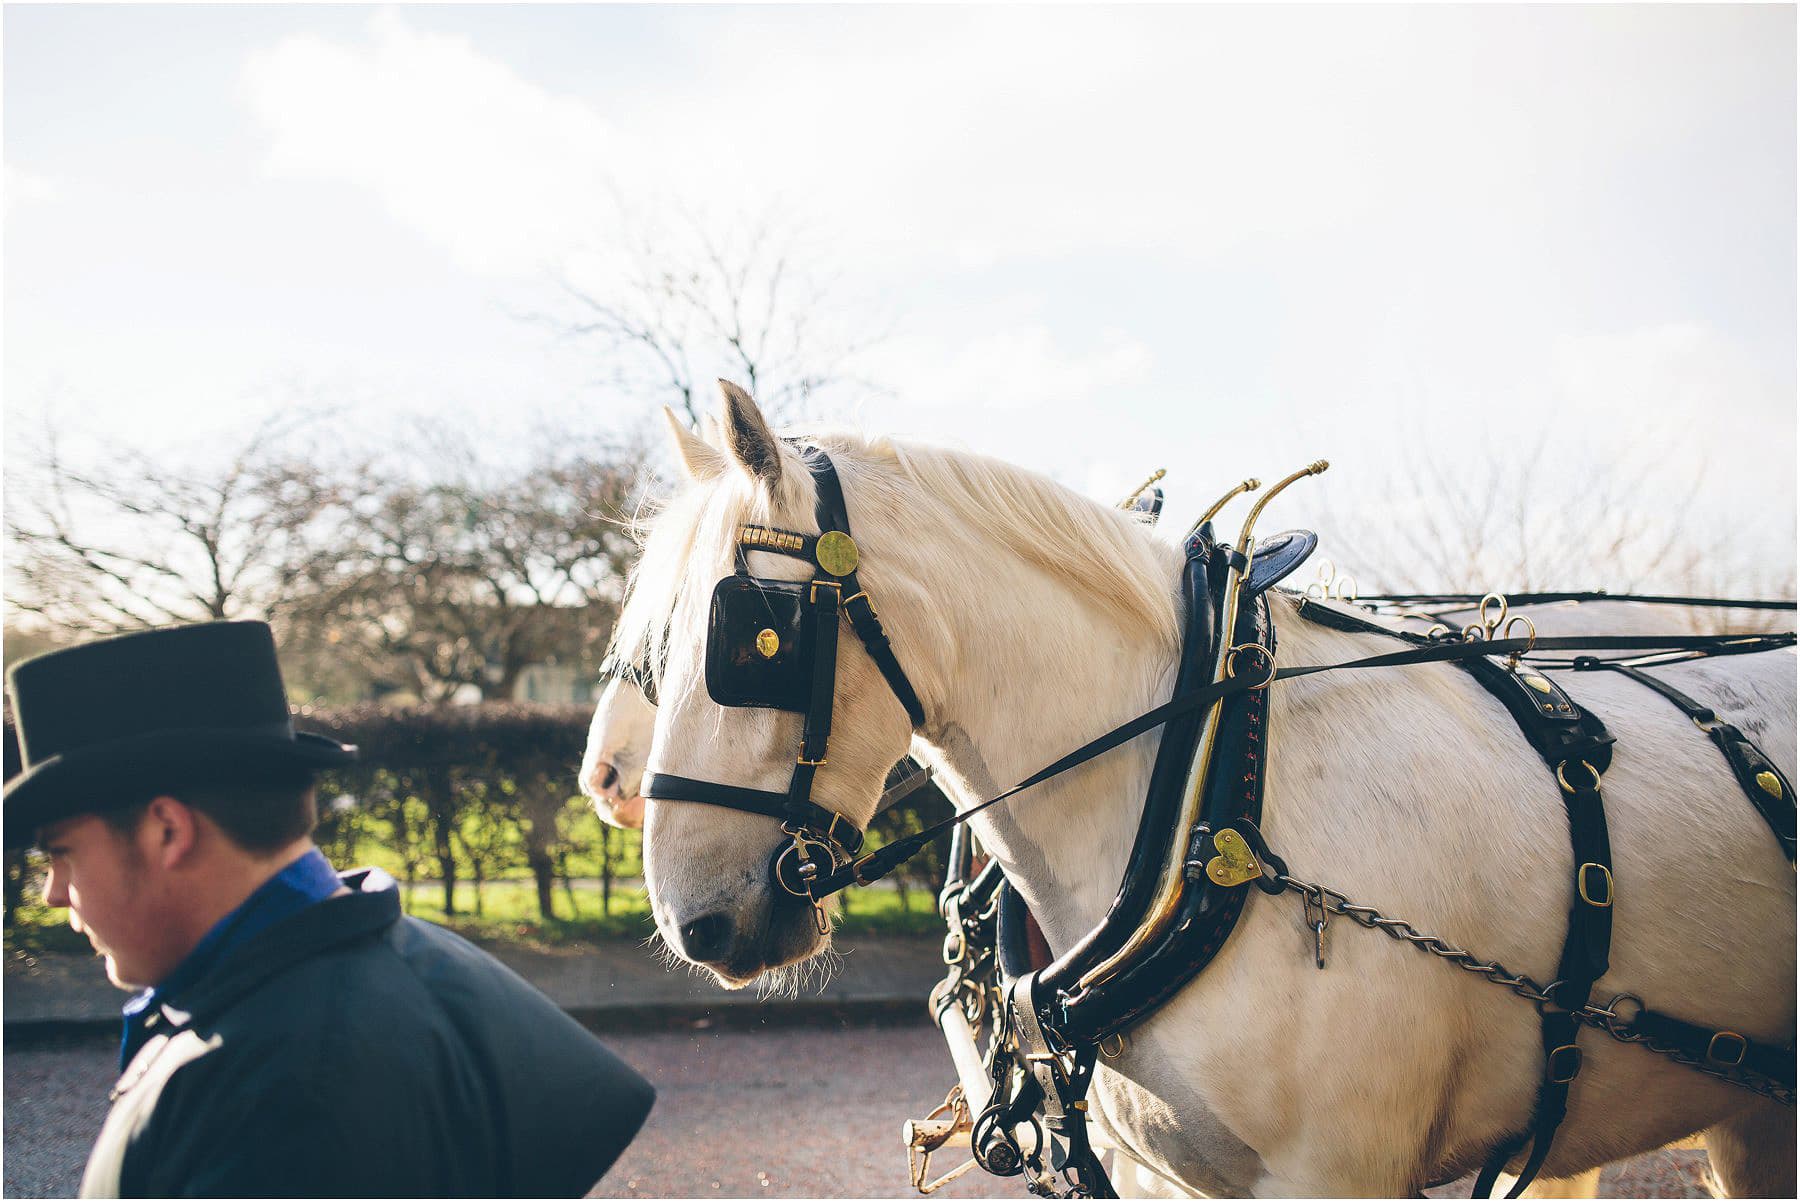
top-left (4, 621), bottom-right (357, 849)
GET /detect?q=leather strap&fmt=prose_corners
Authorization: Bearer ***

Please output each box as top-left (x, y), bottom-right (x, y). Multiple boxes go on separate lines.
top-left (802, 448), bottom-right (927, 727)
top-left (1573, 657), bottom-right (1795, 860)
top-left (640, 772), bottom-right (863, 854)
top-left (818, 626), bottom-right (1795, 901)
top-left (1358, 591), bottom-right (1798, 611)
top-left (1294, 599), bottom-right (1616, 1200)
top-left (1628, 1009), bottom-right (1796, 1087)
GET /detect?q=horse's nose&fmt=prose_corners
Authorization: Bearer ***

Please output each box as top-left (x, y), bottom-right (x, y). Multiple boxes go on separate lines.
top-left (585, 758), bottom-right (622, 798)
top-left (677, 912), bottom-right (736, 963)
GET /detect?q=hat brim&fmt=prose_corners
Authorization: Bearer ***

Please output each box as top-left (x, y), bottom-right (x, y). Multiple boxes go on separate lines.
top-left (4, 728), bottom-right (358, 850)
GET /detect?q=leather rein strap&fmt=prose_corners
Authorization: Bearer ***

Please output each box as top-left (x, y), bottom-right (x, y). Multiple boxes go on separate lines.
top-left (813, 628), bottom-right (1795, 900)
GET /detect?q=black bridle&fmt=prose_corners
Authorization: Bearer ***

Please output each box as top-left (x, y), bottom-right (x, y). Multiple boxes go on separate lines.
top-left (639, 447), bottom-right (926, 924)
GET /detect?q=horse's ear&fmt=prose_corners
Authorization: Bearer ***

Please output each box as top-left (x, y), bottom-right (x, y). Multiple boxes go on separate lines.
top-left (662, 406), bottom-right (725, 480)
top-left (718, 380), bottom-right (783, 488)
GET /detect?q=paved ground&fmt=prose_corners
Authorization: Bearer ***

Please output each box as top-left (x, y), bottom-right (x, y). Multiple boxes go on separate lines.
top-left (5, 1024), bottom-right (1714, 1198)
top-left (3, 934), bottom-right (951, 1028)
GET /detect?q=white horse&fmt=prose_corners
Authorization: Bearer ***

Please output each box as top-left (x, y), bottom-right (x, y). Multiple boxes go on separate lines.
top-left (604, 382), bottom-right (1795, 1197)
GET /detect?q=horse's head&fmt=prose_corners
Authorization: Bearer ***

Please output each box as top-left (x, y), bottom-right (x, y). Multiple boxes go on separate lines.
top-left (578, 673), bottom-right (655, 830)
top-left (615, 382), bottom-right (923, 987)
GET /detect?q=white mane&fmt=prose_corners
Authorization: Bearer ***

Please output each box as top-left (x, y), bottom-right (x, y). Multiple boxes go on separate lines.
top-left (608, 428), bottom-right (1183, 687)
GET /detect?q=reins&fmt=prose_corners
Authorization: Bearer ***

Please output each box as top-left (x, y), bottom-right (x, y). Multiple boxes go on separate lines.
top-left (815, 629), bottom-right (1796, 899)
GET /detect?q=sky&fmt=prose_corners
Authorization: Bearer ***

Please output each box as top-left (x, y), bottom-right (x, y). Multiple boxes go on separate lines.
top-left (5, 3), bottom-right (1795, 584)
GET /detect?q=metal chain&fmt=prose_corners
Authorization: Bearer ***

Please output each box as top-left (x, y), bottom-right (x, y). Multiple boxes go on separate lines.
top-left (1273, 873), bottom-right (1794, 1105)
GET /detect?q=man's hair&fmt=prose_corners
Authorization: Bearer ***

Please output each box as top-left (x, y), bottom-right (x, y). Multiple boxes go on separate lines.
top-left (102, 772), bottom-right (319, 856)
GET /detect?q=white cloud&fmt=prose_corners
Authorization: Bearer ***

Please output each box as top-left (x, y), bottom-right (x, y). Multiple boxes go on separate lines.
top-left (4, 164), bottom-right (57, 214)
top-left (242, 11), bottom-right (615, 275)
top-left (235, 6), bottom-right (1773, 283)
top-left (868, 324), bottom-right (1152, 413)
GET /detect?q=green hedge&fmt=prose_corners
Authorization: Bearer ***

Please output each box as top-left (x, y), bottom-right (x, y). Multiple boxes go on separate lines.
top-left (5, 703), bottom-right (957, 942)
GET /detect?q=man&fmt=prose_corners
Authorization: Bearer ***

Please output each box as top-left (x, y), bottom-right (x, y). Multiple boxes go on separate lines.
top-left (4, 621), bottom-right (654, 1197)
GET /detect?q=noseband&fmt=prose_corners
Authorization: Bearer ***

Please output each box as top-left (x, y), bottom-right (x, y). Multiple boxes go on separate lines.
top-left (639, 447), bottom-right (925, 929)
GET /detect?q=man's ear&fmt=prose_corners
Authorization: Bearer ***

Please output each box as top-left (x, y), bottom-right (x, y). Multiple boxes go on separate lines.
top-left (141, 795), bottom-right (200, 870)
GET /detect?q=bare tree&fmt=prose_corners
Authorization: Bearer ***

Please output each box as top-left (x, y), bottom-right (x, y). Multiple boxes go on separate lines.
top-left (1314, 429), bottom-right (1792, 603)
top-left (283, 426), bottom-right (649, 703)
top-left (527, 206), bottom-right (881, 426)
top-left (6, 416), bottom-right (342, 636)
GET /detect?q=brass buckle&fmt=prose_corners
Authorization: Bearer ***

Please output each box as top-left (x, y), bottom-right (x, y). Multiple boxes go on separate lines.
top-left (1577, 862), bottom-right (1614, 908)
top-left (796, 754), bottom-right (827, 767)
top-left (1546, 1043), bottom-right (1583, 1084)
top-left (1707, 1031), bottom-right (1748, 1067)
top-left (808, 578), bottom-right (842, 604)
top-left (852, 854), bottom-right (879, 887)
top-left (824, 811), bottom-right (858, 852)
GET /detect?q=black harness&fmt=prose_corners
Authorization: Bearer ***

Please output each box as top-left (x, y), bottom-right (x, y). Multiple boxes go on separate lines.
top-left (639, 448), bottom-right (927, 926)
top-left (622, 448), bottom-right (1796, 1197)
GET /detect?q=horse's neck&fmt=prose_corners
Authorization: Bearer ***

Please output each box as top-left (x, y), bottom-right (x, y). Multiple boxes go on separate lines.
top-left (911, 580), bottom-right (1376, 953)
top-left (905, 540), bottom-right (1184, 952)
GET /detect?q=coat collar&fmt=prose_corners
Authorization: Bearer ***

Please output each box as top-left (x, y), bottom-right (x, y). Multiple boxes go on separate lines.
top-left (163, 869), bottom-right (401, 1030)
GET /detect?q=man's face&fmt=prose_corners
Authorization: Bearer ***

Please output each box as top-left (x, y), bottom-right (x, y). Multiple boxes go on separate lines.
top-left (38, 813), bottom-right (170, 990)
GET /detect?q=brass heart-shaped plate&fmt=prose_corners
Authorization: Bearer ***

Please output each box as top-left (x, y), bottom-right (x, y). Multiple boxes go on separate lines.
top-left (1206, 828), bottom-right (1262, 888)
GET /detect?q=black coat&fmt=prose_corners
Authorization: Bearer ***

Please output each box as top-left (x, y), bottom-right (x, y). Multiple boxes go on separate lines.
top-left (80, 870), bottom-right (654, 1198)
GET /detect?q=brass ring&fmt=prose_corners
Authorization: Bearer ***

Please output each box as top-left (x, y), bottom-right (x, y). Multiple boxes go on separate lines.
top-left (1226, 644), bottom-right (1276, 689)
top-left (1556, 759), bottom-right (1600, 794)
top-left (1478, 592), bottom-right (1508, 638)
top-left (1336, 574), bottom-right (1358, 602)
top-left (1503, 614), bottom-right (1538, 655)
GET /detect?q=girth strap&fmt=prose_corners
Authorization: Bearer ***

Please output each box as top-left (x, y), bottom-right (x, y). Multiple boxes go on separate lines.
top-left (1573, 656), bottom-right (1795, 861)
top-left (1465, 655), bottom-right (1614, 1199)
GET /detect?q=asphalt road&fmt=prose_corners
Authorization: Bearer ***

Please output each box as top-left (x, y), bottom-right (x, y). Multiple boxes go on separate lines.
top-left (5, 1023), bottom-right (1711, 1198)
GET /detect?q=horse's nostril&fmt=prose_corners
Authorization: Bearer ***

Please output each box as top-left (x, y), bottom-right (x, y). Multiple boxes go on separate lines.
top-left (678, 912), bottom-right (735, 963)
top-left (598, 763), bottom-right (619, 791)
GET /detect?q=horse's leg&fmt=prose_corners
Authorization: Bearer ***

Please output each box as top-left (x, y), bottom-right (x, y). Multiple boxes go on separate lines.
top-left (1703, 1104), bottom-right (1795, 1198)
